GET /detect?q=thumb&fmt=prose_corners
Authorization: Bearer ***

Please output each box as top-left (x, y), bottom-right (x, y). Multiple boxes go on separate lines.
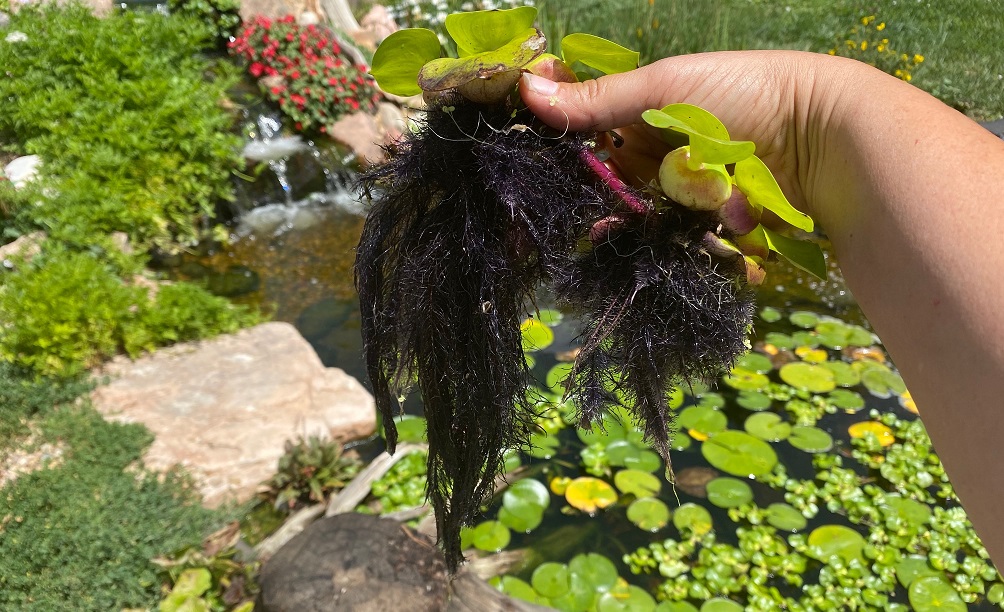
top-left (520, 66), bottom-right (674, 132)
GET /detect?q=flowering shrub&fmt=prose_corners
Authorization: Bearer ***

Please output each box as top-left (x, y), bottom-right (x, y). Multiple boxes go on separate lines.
top-left (828, 15), bottom-right (924, 82)
top-left (229, 15), bottom-right (381, 133)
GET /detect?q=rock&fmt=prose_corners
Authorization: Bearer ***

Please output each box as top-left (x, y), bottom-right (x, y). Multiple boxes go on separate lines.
top-left (375, 102), bottom-right (407, 143)
top-left (0, 231), bottom-right (45, 266)
top-left (91, 322), bottom-right (376, 507)
top-left (327, 112), bottom-right (385, 167)
top-left (351, 4), bottom-right (397, 51)
top-left (297, 10), bottom-right (319, 25)
top-left (239, 0), bottom-right (326, 23)
top-left (4, 154), bottom-right (41, 188)
top-left (257, 513), bottom-right (449, 612)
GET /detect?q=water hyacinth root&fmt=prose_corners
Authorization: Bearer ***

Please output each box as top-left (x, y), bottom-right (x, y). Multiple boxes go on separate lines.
top-left (355, 100), bottom-right (622, 571)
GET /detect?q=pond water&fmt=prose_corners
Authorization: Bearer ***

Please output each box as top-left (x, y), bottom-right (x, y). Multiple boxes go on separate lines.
top-left (176, 128), bottom-right (1000, 610)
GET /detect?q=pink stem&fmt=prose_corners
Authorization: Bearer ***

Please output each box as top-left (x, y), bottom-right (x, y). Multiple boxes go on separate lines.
top-left (578, 148), bottom-right (652, 215)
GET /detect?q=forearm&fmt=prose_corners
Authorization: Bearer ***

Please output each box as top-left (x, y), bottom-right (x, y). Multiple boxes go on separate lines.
top-left (804, 58), bottom-right (1004, 561)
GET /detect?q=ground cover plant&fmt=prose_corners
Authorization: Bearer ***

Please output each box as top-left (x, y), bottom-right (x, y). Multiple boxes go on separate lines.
top-left (357, 6), bottom-right (823, 571)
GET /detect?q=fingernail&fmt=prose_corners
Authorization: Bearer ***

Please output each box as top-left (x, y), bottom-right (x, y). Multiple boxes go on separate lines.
top-left (522, 73), bottom-right (559, 96)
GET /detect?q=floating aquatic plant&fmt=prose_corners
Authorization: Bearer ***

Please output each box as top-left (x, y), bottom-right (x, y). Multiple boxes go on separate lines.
top-left (356, 7), bottom-right (824, 570)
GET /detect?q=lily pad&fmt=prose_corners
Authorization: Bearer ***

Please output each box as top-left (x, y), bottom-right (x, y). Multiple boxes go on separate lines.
top-left (498, 503), bottom-right (544, 533)
top-left (700, 600), bottom-right (743, 612)
top-left (794, 346), bottom-right (828, 363)
top-left (736, 390), bottom-right (772, 411)
top-left (568, 553), bottom-right (619, 592)
top-left (546, 362), bottom-right (574, 393)
top-left (678, 405), bottom-right (727, 436)
top-left (565, 477), bottom-right (618, 514)
top-left (848, 421), bottom-right (895, 447)
top-left (759, 307), bottom-right (782, 323)
top-left (493, 576), bottom-right (546, 606)
top-left (672, 502), bottom-right (713, 536)
top-left (881, 494), bottom-right (932, 529)
top-left (627, 497), bottom-right (671, 531)
top-left (722, 367), bottom-right (770, 391)
top-left (779, 362), bottom-right (836, 393)
top-left (521, 318), bottom-right (555, 352)
top-left (827, 388), bottom-right (865, 412)
top-left (526, 431), bottom-right (560, 459)
top-left (508, 477), bottom-right (550, 507)
top-left (623, 449), bottom-right (662, 473)
top-left (597, 583), bottom-right (657, 612)
top-left (614, 469), bottom-right (661, 498)
top-left (806, 525), bottom-right (866, 563)
top-left (859, 364), bottom-right (907, 398)
top-left (789, 311), bottom-right (819, 328)
top-left (536, 308), bottom-right (564, 327)
top-left (822, 361), bottom-right (861, 387)
top-left (896, 556), bottom-right (940, 589)
top-left (705, 477), bottom-right (754, 509)
top-left (393, 415), bottom-right (427, 443)
top-left (791, 330), bottom-right (819, 348)
top-left (788, 426), bottom-right (834, 453)
top-left (908, 575), bottom-right (967, 612)
top-left (578, 415), bottom-right (628, 445)
top-left (471, 520), bottom-right (511, 552)
top-left (765, 503), bottom-right (807, 531)
top-left (744, 412), bottom-right (792, 442)
top-left (656, 602), bottom-right (699, 612)
top-left (696, 392), bottom-right (726, 410)
top-left (531, 562), bottom-right (570, 599)
top-left (764, 332), bottom-right (795, 350)
top-left (701, 430), bottom-right (778, 477)
top-left (736, 352), bottom-right (773, 374)
top-left (552, 572), bottom-right (602, 612)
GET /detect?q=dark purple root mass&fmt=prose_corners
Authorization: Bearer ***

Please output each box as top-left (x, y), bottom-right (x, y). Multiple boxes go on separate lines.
top-left (355, 101), bottom-right (618, 571)
top-left (555, 208), bottom-right (755, 471)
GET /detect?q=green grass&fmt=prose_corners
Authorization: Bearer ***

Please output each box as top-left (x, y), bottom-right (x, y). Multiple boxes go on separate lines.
top-left (535, 0), bottom-right (1004, 120)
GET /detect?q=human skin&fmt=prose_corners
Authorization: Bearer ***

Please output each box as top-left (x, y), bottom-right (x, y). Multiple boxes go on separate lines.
top-left (521, 51), bottom-right (1004, 564)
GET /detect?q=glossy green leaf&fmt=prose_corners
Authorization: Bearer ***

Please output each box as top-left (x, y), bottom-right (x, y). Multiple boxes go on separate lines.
top-left (493, 576), bottom-right (547, 605)
top-left (806, 525), bottom-right (866, 563)
top-left (622, 449), bottom-right (662, 473)
top-left (736, 352), bottom-right (773, 374)
top-left (419, 28), bottom-right (545, 92)
top-left (789, 311), bottom-right (819, 328)
top-left (896, 556), bottom-right (940, 589)
top-left (614, 469), bottom-right (661, 497)
top-left (597, 584), bottom-right (657, 612)
top-left (858, 363), bottom-right (907, 398)
top-left (696, 392), bottom-right (725, 409)
top-left (445, 6), bottom-right (538, 56)
top-left (642, 106), bottom-right (754, 165)
top-left (827, 388), bottom-right (865, 412)
top-left (706, 477), bottom-right (754, 508)
top-left (393, 415), bottom-right (427, 443)
top-left (472, 520), bottom-right (511, 552)
top-left (759, 306), bottom-right (782, 323)
top-left (577, 414), bottom-right (628, 445)
top-left (762, 226), bottom-right (826, 279)
top-left (526, 431), bottom-right (560, 459)
top-left (568, 553), bottom-right (619, 592)
top-left (649, 103), bottom-right (730, 140)
top-left (764, 332), bottom-right (795, 350)
top-left (521, 317), bottom-right (555, 352)
top-left (822, 361), bottom-right (861, 387)
top-left (552, 572), bottom-right (601, 611)
top-left (744, 412), bottom-right (792, 442)
top-left (722, 367), bottom-right (770, 391)
top-left (508, 477), bottom-right (551, 507)
top-left (532, 562), bottom-right (571, 599)
top-left (627, 497), bottom-right (671, 531)
top-left (678, 405), bottom-right (727, 435)
top-left (788, 425), bottom-right (834, 453)
top-left (737, 390), bottom-right (772, 411)
top-left (908, 575), bottom-right (967, 612)
top-left (700, 600), bottom-right (743, 612)
top-left (779, 362), bottom-right (836, 393)
top-left (672, 502), bottom-right (713, 536)
top-left (546, 362), bottom-right (574, 392)
top-left (171, 568), bottom-right (212, 598)
top-left (370, 28), bottom-right (442, 96)
top-left (498, 503), bottom-right (544, 533)
top-left (881, 494), bottom-right (932, 529)
top-left (536, 308), bottom-right (564, 326)
top-left (765, 502), bottom-right (807, 531)
top-left (702, 430), bottom-right (778, 477)
top-left (560, 33), bottom-right (639, 75)
top-left (734, 156), bottom-right (813, 232)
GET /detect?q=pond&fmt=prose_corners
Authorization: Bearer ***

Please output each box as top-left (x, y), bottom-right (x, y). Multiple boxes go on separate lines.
top-left (176, 130), bottom-right (1002, 611)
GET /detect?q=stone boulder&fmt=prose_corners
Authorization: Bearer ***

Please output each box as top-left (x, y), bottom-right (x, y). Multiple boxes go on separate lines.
top-left (91, 322), bottom-right (376, 507)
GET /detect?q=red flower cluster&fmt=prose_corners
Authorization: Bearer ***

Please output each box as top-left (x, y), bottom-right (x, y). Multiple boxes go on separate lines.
top-left (229, 15), bottom-right (382, 133)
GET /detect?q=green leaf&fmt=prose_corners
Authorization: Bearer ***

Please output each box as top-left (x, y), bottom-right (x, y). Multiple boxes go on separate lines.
top-left (521, 317), bottom-right (555, 352)
top-left (701, 430), bottom-right (778, 477)
top-left (744, 412), bottom-right (792, 442)
top-left (762, 226), bottom-right (827, 279)
top-left (568, 553), bottom-right (619, 592)
top-left (532, 562), bottom-right (571, 599)
top-left (370, 28), bottom-right (442, 96)
top-left (734, 155), bottom-right (813, 232)
top-left (779, 362), bottom-right (836, 393)
top-left (472, 520), bottom-right (511, 552)
top-left (672, 502), bottom-right (713, 536)
top-left (765, 502), bottom-right (807, 531)
top-left (565, 476), bottom-right (618, 514)
top-left (419, 28), bottom-right (545, 93)
top-left (560, 33), bottom-right (639, 75)
top-left (642, 108), bottom-right (754, 166)
top-left (614, 469), bottom-right (661, 497)
top-left (445, 6), bottom-right (537, 56)
top-left (649, 103), bottom-right (730, 140)
top-left (598, 584), bottom-right (657, 611)
top-left (705, 477), bottom-right (754, 509)
top-left (627, 497), bottom-right (671, 531)
top-left (908, 575), bottom-right (967, 611)
top-left (678, 404), bottom-right (727, 435)
top-left (806, 525), bottom-right (866, 563)
top-left (700, 600), bottom-right (743, 612)
top-left (788, 425), bottom-right (834, 453)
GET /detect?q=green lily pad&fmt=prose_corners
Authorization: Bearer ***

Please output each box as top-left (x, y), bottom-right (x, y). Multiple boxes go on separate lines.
top-left (508, 477), bottom-right (550, 507)
top-left (526, 431), bottom-right (560, 459)
top-left (908, 575), bottom-right (967, 612)
top-left (597, 584), bottom-right (657, 612)
top-left (881, 494), bottom-right (932, 529)
top-left (565, 477), bottom-right (618, 514)
top-left (568, 553), bottom-right (619, 592)
top-left (759, 307), bottom-right (782, 323)
top-left (521, 318), bottom-right (555, 352)
top-left (393, 415), bottom-right (427, 443)
top-left (536, 308), bottom-right (564, 327)
top-left (722, 367), bottom-right (770, 391)
top-left (791, 330), bottom-right (819, 348)
top-left (696, 392), bottom-right (726, 409)
top-left (546, 362), bottom-right (574, 393)
top-left (656, 602), bottom-right (699, 612)
top-left (606, 440), bottom-right (643, 466)
top-left (577, 415), bottom-right (628, 445)
top-left (560, 33), bottom-right (639, 76)
top-left (670, 430), bottom-right (693, 451)
top-left (736, 352), bottom-right (773, 374)
top-left (779, 362), bottom-right (836, 393)
top-left (552, 572), bottom-right (601, 612)
top-left (822, 361), bottom-right (861, 387)
top-left (498, 503), bottom-right (544, 533)
top-left (472, 520), bottom-right (511, 552)
top-left (678, 405), bottom-right (727, 435)
top-left (370, 28), bottom-right (442, 96)
top-left (736, 391), bottom-right (772, 411)
top-left (744, 412), bottom-right (792, 442)
top-left (789, 311), bottom-right (819, 328)
top-left (896, 556), bottom-right (940, 589)
top-left (672, 502), bottom-right (713, 536)
top-left (806, 525), bottom-right (866, 563)
top-left (827, 388), bottom-right (865, 411)
top-left (859, 364), bottom-right (907, 398)
top-left (763, 332), bottom-right (795, 350)
top-left (814, 320), bottom-right (852, 349)
top-left (765, 503), bottom-right (807, 531)
top-left (701, 430), bottom-right (778, 477)
top-left (700, 600), bottom-right (743, 612)
top-left (788, 426), bottom-right (834, 453)
top-left (531, 562), bottom-right (570, 599)
top-left (493, 575), bottom-right (547, 605)
top-left (614, 469), bottom-right (661, 498)
top-left (623, 449), bottom-right (662, 473)
top-left (502, 448), bottom-right (522, 473)
top-left (705, 477), bottom-right (754, 509)
top-left (627, 497), bottom-right (671, 531)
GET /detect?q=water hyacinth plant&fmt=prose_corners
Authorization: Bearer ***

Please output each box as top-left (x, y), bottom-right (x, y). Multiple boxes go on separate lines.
top-left (356, 7), bottom-right (823, 571)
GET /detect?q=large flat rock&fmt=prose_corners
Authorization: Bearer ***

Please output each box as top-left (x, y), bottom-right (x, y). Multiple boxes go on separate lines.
top-left (92, 322), bottom-right (376, 507)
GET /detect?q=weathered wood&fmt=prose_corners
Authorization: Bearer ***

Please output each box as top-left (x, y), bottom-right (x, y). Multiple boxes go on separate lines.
top-left (447, 570), bottom-right (554, 612)
top-left (253, 502), bottom-right (326, 560)
top-left (326, 443), bottom-right (426, 516)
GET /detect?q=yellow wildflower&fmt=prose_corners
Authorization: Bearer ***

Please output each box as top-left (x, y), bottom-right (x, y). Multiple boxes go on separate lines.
top-left (828, 49), bottom-right (836, 55)
top-left (861, 15), bottom-right (875, 25)
top-left (877, 44), bottom-right (886, 52)
top-left (876, 22), bottom-right (886, 31)
top-left (904, 73), bottom-right (912, 82)
top-left (914, 54), bottom-right (925, 64)
top-left (860, 40), bottom-right (868, 51)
